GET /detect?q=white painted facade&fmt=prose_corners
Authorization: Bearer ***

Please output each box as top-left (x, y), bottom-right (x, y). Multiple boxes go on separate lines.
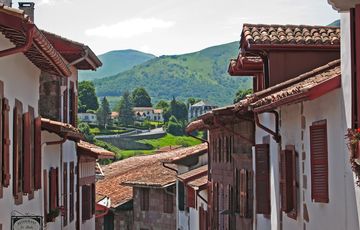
top-left (175, 153), bottom-right (208, 230)
top-left (133, 107), bottom-right (164, 122)
top-left (254, 88), bottom-right (360, 230)
top-left (78, 113), bottom-right (97, 124)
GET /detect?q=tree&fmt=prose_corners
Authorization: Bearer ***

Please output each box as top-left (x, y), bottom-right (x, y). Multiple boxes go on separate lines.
top-left (97, 97), bottom-right (111, 128)
top-left (78, 81), bottom-right (99, 112)
top-left (233, 88), bottom-right (253, 103)
top-left (155, 100), bottom-right (169, 110)
top-left (118, 91), bottom-right (134, 126)
top-left (187, 97), bottom-right (201, 108)
top-left (78, 122), bottom-right (94, 142)
top-left (131, 87), bottom-right (152, 107)
top-left (166, 115), bottom-right (184, 136)
top-left (164, 97), bottom-right (188, 122)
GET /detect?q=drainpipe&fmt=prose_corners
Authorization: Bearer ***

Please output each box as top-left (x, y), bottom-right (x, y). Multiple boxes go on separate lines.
top-left (0, 25), bottom-right (34, 57)
top-left (254, 111), bottom-right (281, 143)
top-left (162, 162), bottom-right (178, 174)
top-left (197, 190), bottom-right (207, 204)
top-left (186, 131), bottom-right (210, 179)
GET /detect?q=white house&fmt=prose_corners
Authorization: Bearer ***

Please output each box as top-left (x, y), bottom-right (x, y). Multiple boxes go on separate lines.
top-left (133, 107), bottom-right (164, 122)
top-left (0, 2), bottom-right (113, 230)
top-left (188, 101), bottom-right (218, 121)
top-left (78, 112), bottom-right (97, 124)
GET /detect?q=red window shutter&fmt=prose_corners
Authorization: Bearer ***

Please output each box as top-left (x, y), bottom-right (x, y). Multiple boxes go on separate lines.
top-left (34, 117), bottom-right (41, 189)
top-left (63, 88), bottom-right (68, 123)
top-left (28, 107), bottom-right (35, 192)
top-left (63, 163), bottom-right (68, 226)
top-left (49, 167), bottom-right (58, 210)
top-left (2, 98), bottom-right (10, 187)
top-left (310, 122), bottom-right (329, 203)
top-left (0, 82), bottom-right (3, 198)
top-left (56, 167), bottom-right (59, 208)
top-left (91, 183), bottom-right (95, 215)
top-left (43, 170), bottom-right (48, 223)
top-left (255, 144), bottom-right (270, 214)
top-left (23, 112), bottom-right (31, 194)
top-left (69, 162), bottom-right (75, 222)
top-left (247, 170), bottom-right (254, 218)
top-left (280, 150), bottom-right (295, 212)
top-left (187, 186), bottom-right (196, 208)
top-left (13, 99), bottom-right (23, 198)
top-left (239, 169), bottom-right (248, 217)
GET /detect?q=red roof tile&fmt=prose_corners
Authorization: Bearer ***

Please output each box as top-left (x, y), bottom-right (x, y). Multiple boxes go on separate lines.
top-left (96, 144), bottom-right (207, 208)
top-left (162, 143), bottom-right (208, 163)
top-left (42, 30), bottom-right (102, 71)
top-left (187, 175), bottom-right (208, 191)
top-left (228, 55), bottom-right (263, 76)
top-left (241, 24), bottom-right (340, 50)
top-left (250, 60), bottom-right (341, 112)
top-left (0, 4), bottom-right (71, 76)
top-left (177, 165), bottom-right (208, 182)
top-left (41, 118), bottom-right (83, 141)
top-left (77, 141), bottom-right (115, 159)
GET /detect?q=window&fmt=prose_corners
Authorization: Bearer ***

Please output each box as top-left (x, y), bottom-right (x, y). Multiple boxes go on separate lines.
top-left (310, 120), bottom-right (329, 203)
top-left (140, 188), bottom-right (149, 211)
top-left (163, 191), bottom-right (173, 213)
top-left (239, 169), bottom-right (253, 218)
top-left (82, 184), bottom-right (92, 221)
top-left (280, 147), bottom-right (297, 218)
top-left (255, 144), bottom-right (270, 214)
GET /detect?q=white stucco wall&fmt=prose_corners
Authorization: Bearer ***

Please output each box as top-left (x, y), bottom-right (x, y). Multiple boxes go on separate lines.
top-left (0, 33), bottom-right (42, 230)
top-left (189, 189), bottom-right (208, 229)
top-left (255, 88), bottom-right (359, 230)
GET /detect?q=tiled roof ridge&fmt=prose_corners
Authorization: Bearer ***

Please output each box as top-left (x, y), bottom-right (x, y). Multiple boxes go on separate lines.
top-left (234, 59), bottom-right (340, 111)
top-left (243, 23), bottom-right (340, 29)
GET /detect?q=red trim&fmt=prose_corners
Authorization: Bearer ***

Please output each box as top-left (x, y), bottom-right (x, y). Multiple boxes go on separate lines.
top-left (247, 43), bottom-right (340, 51)
top-left (0, 25), bottom-right (34, 57)
top-left (95, 203), bottom-right (109, 219)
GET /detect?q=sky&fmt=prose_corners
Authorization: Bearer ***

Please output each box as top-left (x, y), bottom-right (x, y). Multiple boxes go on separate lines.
top-left (12, 0), bottom-right (339, 56)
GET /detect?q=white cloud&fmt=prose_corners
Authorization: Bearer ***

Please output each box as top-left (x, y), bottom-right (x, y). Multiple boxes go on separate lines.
top-left (85, 18), bottom-right (175, 39)
top-left (38, 0), bottom-right (70, 5)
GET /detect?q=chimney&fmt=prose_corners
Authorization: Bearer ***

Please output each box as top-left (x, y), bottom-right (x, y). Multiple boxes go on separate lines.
top-left (0, 0), bottom-right (12, 7)
top-left (18, 2), bottom-right (35, 22)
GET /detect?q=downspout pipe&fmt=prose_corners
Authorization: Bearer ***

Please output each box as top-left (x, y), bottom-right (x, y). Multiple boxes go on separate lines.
top-left (0, 25), bottom-right (35, 58)
top-left (162, 162), bottom-right (178, 174)
top-left (254, 111), bottom-right (281, 143)
top-left (197, 190), bottom-right (208, 204)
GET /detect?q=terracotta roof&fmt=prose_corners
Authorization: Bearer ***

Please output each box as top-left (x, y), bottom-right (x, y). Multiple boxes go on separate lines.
top-left (162, 143), bottom-right (208, 164)
top-left (241, 24), bottom-right (340, 49)
top-left (42, 30), bottom-right (102, 70)
top-left (185, 120), bottom-right (209, 133)
top-left (228, 55), bottom-right (263, 76)
top-left (177, 165), bottom-right (208, 183)
top-left (250, 60), bottom-right (341, 112)
top-left (0, 4), bottom-right (71, 76)
top-left (41, 118), bottom-right (83, 141)
top-left (77, 141), bottom-right (115, 159)
top-left (187, 175), bottom-right (208, 191)
top-left (96, 144), bottom-right (207, 208)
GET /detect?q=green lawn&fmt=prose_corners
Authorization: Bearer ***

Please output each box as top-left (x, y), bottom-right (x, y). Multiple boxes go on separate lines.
top-left (90, 127), bottom-right (130, 135)
top-left (95, 133), bottom-right (202, 163)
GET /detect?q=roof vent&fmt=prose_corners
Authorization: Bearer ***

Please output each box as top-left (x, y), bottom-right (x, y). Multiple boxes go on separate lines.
top-left (18, 2), bottom-right (35, 22)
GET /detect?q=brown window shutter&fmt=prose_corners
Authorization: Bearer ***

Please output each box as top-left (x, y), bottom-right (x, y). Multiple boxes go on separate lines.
top-left (2, 98), bottom-right (10, 187)
top-left (247, 170), bottom-right (254, 218)
top-left (34, 117), bottom-right (42, 189)
top-left (13, 99), bottom-right (23, 198)
top-left (0, 82), bottom-right (3, 198)
top-left (235, 169), bottom-right (240, 213)
top-left (310, 122), bottom-right (329, 203)
top-left (280, 150), bottom-right (295, 212)
top-left (187, 186), bottom-right (196, 208)
top-left (91, 183), bottom-right (95, 215)
top-left (69, 162), bottom-right (75, 222)
top-left (141, 188), bottom-right (150, 211)
top-left (239, 169), bottom-right (248, 217)
top-left (28, 107), bottom-right (35, 193)
top-left (255, 144), bottom-right (270, 214)
top-left (63, 163), bottom-right (68, 226)
top-left (56, 167), bottom-right (59, 208)
top-left (43, 169), bottom-right (48, 223)
top-left (49, 167), bottom-right (57, 211)
top-left (23, 112), bottom-right (31, 194)
top-left (63, 88), bottom-right (68, 123)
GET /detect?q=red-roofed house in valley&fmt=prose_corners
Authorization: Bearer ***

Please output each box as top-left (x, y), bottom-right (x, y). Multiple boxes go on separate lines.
top-left (0, 1), bottom-right (115, 230)
top-left (96, 143), bottom-right (207, 230)
top-left (186, 21), bottom-right (359, 229)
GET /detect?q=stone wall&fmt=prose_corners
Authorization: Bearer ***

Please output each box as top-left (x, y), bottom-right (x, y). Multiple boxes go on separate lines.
top-left (133, 187), bottom-right (176, 230)
top-left (38, 71), bottom-right (62, 120)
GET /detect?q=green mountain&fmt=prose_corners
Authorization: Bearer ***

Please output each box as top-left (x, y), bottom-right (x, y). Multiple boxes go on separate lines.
top-left (94, 42), bottom-right (252, 106)
top-left (79, 49), bottom-right (156, 81)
